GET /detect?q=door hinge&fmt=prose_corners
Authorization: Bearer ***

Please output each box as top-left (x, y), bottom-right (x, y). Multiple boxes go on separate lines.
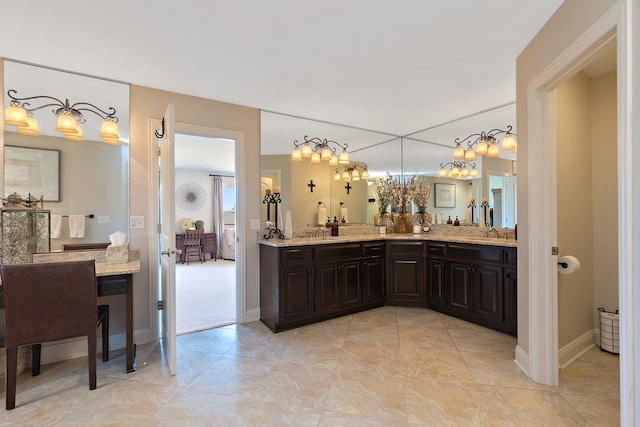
top-left (551, 246), bottom-right (559, 255)
top-left (157, 300), bottom-right (165, 310)
top-left (158, 224), bottom-right (162, 233)
top-left (156, 146), bottom-right (161, 157)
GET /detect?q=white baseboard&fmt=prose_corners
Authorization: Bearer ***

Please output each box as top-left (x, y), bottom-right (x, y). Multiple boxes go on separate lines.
top-left (514, 344), bottom-right (530, 377)
top-left (244, 308), bottom-right (261, 323)
top-left (558, 329), bottom-right (596, 370)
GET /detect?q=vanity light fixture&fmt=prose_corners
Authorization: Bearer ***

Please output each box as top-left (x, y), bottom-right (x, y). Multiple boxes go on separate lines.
top-left (291, 135), bottom-right (349, 165)
top-left (439, 160), bottom-right (478, 179)
top-left (452, 125), bottom-right (517, 161)
top-left (3, 89), bottom-right (121, 144)
top-left (334, 163), bottom-right (369, 182)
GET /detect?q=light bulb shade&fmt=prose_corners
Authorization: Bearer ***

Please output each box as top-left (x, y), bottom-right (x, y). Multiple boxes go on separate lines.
top-left (328, 155), bottom-right (338, 165)
top-left (310, 152), bottom-right (321, 163)
top-left (338, 149), bottom-right (349, 164)
top-left (4, 104), bottom-right (29, 127)
top-left (320, 147), bottom-right (332, 161)
top-left (461, 167), bottom-right (469, 177)
top-left (301, 143), bottom-right (312, 158)
top-left (291, 148), bottom-right (302, 161)
top-left (502, 134), bottom-right (516, 150)
top-left (342, 171), bottom-right (350, 182)
top-left (17, 116), bottom-right (40, 136)
top-left (351, 169), bottom-right (360, 181)
top-left (64, 125), bottom-right (84, 142)
top-left (451, 166), bottom-right (460, 176)
top-left (464, 149), bottom-right (476, 161)
top-left (512, 140), bottom-right (518, 153)
top-left (361, 170), bottom-right (369, 179)
top-left (55, 112), bottom-right (77, 133)
top-left (475, 140), bottom-right (488, 155)
top-left (470, 168), bottom-right (478, 177)
top-left (487, 144), bottom-right (500, 158)
top-left (99, 119), bottom-right (119, 138)
top-left (334, 172), bottom-right (341, 181)
top-left (103, 135), bottom-right (121, 145)
top-left (453, 146), bottom-right (465, 160)
top-left (439, 168), bottom-right (447, 177)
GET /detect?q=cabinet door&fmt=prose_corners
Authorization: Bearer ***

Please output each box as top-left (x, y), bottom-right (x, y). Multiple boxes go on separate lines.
top-left (387, 255), bottom-right (426, 306)
top-left (340, 260), bottom-right (362, 309)
top-left (203, 233), bottom-right (217, 258)
top-left (281, 263), bottom-right (315, 323)
top-left (474, 263), bottom-right (503, 323)
top-left (427, 257), bottom-right (446, 308)
top-left (362, 257), bottom-right (385, 304)
top-left (316, 262), bottom-right (340, 315)
top-left (503, 267), bottom-right (517, 335)
top-left (447, 261), bottom-right (473, 313)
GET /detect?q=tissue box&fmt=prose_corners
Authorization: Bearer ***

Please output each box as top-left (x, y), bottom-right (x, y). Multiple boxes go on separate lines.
top-left (106, 243), bottom-right (129, 264)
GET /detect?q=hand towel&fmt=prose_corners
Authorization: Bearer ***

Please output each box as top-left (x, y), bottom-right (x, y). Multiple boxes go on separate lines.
top-left (317, 205), bottom-right (327, 226)
top-left (340, 206), bottom-right (349, 223)
top-left (50, 214), bottom-right (62, 239)
top-left (69, 215), bottom-right (86, 238)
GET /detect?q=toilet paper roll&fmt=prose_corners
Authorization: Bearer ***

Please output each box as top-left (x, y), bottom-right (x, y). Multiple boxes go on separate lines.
top-left (558, 255), bottom-right (581, 274)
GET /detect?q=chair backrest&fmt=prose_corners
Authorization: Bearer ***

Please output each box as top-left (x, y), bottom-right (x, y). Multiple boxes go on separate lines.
top-left (0, 260), bottom-right (98, 347)
top-left (62, 243), bottom-right (110, 251)
top-left (184, 229), bottom-right (204, 246)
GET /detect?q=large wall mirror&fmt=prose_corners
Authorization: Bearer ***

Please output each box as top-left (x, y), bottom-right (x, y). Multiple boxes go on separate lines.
top-left (2, 60), bottom-right (130, 251)
top-left (260, 104), bottom-right (517, 230)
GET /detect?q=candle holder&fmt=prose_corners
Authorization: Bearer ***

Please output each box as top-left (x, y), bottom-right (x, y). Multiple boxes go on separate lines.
top-left (263, 192), bottom-right (284, 240)
top-left (467, 200), bottom-right (476, 223)
top-left (480, 200), bottom-right (490, 227)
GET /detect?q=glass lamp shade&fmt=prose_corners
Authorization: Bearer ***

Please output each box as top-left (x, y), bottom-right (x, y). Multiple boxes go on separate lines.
top-left (451, 166), bottom-right (460, 177)
top-left (320, 147), bottom-right (332, 161)
top-left (338, 149), bottom-right (349, 164)
top-left (512, 140), bottom-right (518, 153)
top-left (361, 169), bottom-right (369, 179)
top-left (487, 144), bottom-right (500, 158)
top-left (439, 168), bottom-right (447, 177)
top-left (4, 104), bottom-right (29, 127)
top-left (475, 140), bottom-right (488, 155)
top-left (55, 112), bottom-right (77, 133)
top-left (461, 167), bottom-right (469, 177)
top-left (342, 171), bottom-right (350, 182)
top-left (351, 169), bottom-right (360, 181)
top-left (310, 152), bottom-right (321, 163)
top-left (464, 149), bottom-right (476, 161)
top-left (103, 136), bottom-right (121, 145)
top-left (448, 170), bottom-right (455, 178)
top-left (99, 119), bottom-right (119, 138)
top-left (17, 116), bottom-right (40, 136)
top-left (453, 146), bottom-right (465, 160)
top-left (301, 143), bottom-right (312, 158)
top-left (502, 134), bottom-right (516, 150)
top-left (334, 172), bottom-right (341, 181)
top-left (328, 155), bottom-right (338, 165)
top-left (64, 125), bottom-right (84, 141)
top-left (291, 148), bottom-right (302, 161)
top-left (470, 168), bottom-right (478, 177)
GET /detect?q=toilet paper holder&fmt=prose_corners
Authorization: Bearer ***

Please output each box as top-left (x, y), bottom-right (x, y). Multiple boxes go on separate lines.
top-left (558, 261), bottom-right (569, 268)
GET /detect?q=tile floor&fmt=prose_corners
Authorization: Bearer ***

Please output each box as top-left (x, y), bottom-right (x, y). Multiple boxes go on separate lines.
top-left (0, 307), bottom-right (620, 426)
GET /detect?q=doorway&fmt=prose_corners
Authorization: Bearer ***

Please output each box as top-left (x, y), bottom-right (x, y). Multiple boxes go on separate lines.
top-left (174, 132), bottom-right (237, 335)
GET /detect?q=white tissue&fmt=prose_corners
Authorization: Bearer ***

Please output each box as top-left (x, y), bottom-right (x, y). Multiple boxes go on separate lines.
top-left (109, 231), bottom-right (128, 246)
top-left (106, 231), bottom-right (129, 264)
top-left (558, 255), bottom-right (581, 274)
top-left (318, 205), bottom-right (327, 226)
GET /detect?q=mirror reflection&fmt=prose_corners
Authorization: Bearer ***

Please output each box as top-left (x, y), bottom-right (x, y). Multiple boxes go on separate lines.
top-left (260, 103), bottom-right (517, 230)
top-left (3, 60), bottom-right (130, 251)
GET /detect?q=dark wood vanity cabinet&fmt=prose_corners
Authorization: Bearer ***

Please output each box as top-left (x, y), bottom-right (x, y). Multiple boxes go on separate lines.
top-left (386, 241), bottom-right (427, 307)
top-left (260, 241), bottom-right (385, 332)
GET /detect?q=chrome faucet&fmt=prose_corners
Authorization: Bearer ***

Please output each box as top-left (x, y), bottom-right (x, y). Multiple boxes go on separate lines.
top-left (315, 227), bottom-right (326, 239)
top-left (486, 227), bottom-right (499, 238)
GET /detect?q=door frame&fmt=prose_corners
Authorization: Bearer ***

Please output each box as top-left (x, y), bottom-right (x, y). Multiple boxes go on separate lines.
top-left (147, 120), bottom-right (246, 341)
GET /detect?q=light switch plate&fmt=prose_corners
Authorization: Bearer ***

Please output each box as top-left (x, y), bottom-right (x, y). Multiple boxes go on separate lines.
top-left (130, 216), bottom-right (144, 229)
top-left (98, 215), bottom-right (110, 224)
top-left (250, 219), bottom-right (261, 230)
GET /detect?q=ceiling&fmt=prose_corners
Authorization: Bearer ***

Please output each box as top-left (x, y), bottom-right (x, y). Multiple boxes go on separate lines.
top-left (1, 1), bottom-right (567, 174)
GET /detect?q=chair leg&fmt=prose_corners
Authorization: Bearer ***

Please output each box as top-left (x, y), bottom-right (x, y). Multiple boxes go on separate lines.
top-left (88, 332), bottom-right (97, 390)
top-left (31, 343), bottom-right (41, 376)
top-left (6, 345), bottom-right (17, 410)
top-left (98, 305), bottom-right (109, 362)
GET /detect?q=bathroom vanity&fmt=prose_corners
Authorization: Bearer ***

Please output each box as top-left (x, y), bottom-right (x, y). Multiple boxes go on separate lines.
top-left (259, 235), bottom-right (517, 335)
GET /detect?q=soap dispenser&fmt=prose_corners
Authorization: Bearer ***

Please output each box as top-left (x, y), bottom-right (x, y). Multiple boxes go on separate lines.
top-left (447, 216), bottom-right (453, 225)
top-left (331, 216), bottom-right (339, 236)
top-left (454, 216), bottom-right (460, 226)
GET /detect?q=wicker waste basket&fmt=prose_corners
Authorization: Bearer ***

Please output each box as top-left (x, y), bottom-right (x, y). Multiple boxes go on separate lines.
top-left (598, 307), bottom-right (619, 354)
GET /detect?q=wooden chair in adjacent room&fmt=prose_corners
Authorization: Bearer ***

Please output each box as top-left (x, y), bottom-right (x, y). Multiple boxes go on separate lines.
top-left (0, 260), bottom-right (99, 410)
top-left (182, 229), bottom-right (204, 264)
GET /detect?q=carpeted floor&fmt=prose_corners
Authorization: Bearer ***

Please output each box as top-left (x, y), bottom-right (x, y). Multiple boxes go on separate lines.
top-left (176, 259), bottom-right (236, 335)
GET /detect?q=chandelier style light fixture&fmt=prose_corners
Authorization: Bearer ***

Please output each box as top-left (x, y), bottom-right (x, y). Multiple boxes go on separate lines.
top-left (452, 125), bottom-right (517, 161)
top-left (334, 163), bottom-right (369, 182)
top-left (291, 135), bottom-right (349, 165)
top-left (3, 90), bottom-right (121, 144)
top-left (439, 160), bottom-right (478, 178)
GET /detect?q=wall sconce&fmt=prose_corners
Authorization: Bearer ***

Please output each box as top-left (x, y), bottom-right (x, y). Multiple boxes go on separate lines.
top-left (291, 135), bottom-right (349, 165)
top-left (452, 125), bottom-right (517, 161)
top-left (439, 160), bottom-right (478, 178)
top-left (334, 163), bottom-right (369, 182)
top-left (3, 89), bottom-right (121, 145)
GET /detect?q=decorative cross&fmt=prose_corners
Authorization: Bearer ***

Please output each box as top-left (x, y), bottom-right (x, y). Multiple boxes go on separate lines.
top-left (345, 183), bottom-right (352, 194)
top-left (308, 180), bottom-right (316, 192)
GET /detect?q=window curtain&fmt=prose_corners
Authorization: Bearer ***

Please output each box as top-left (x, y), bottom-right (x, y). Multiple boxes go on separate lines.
top-left (212, 176), bottom-right (224, 258)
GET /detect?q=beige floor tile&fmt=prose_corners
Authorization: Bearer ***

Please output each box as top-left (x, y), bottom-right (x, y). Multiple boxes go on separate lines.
top-left (229, 399), bottom-right (323, 427)
top-left (558, 358), bottom-right (620, 399)
top-left (561, 393), bottom-right (620, 427)
top-left (447, 327), bottom-right (516, 355)
top-left (337, 339), bottom-right (404, 379)
top-left (395, 307), bottom-right (448, 329)
top-left (319, 410), bottom-right (407, 426)
top-left (399, 347), bottom-right (474, 383)
top-left (398, 323), bottom-right (458, 352)
top-left (278, 336), bottom-right (346, 369)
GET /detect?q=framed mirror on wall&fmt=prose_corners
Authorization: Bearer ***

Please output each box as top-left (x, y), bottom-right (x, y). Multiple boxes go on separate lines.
top-left (2, 60), bottom-right (130, 250)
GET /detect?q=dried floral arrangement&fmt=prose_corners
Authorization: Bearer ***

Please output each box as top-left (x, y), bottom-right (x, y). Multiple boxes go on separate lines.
top-left (374, 177), bottom-right (392, 212)
top-left (414, 176), bottom-right (435, 208)
top-left (386, 175), bottom-right (420, 211)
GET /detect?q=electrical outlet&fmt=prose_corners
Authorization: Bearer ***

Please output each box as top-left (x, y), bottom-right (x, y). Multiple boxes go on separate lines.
top-left (98, 215), bottom-right (110, 224)
top-left (130, 216), bottom-right (144, 229)
top-left (250, 219), bottom-right (261, 230)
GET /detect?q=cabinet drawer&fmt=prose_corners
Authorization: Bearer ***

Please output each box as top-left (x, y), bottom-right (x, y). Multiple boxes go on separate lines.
top-left (388, 241), bottom-right (424, 255)
top-left (281, 247), bottom-right (314, 263)
top-left (448, 244), bottom-right (503, 263)
top-left (427, 242), bottom-right (447, 257)
top-left (316, 244), bottom-right (360, 260)
top-left (98, 275), bottom-right (129, 296)
top-left (362, 242), bottom-right (385, 257)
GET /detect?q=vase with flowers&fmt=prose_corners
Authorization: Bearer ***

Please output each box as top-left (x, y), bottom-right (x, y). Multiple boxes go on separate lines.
top-left (374, 177), bottom-right (392, 226)
top-left (411, 176), bottom-right (435, 226)
top-left (386, 175), bottom-right (420, 233)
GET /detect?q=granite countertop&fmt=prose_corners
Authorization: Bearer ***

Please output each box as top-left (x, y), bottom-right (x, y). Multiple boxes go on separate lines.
top-left (32, 249), bottom-right (141, 276)
top-left (259, 233), bottom-right (517, 248)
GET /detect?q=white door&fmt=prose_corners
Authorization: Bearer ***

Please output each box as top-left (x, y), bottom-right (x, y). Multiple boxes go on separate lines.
top-left (158, 104), bottom-right (177, 375)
